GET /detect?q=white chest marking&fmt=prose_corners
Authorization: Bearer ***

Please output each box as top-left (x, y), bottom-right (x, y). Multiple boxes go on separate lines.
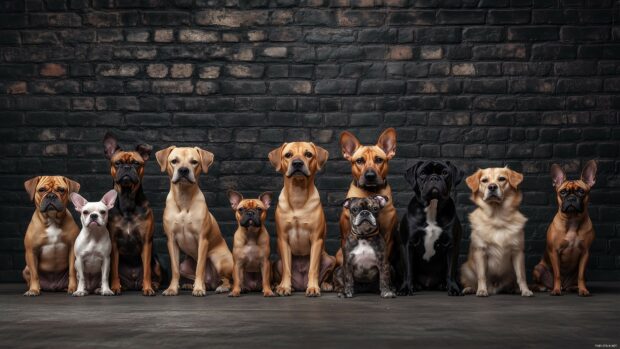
top-left (41, 225), bottom-right (65, 255)
top-left (423, 199), bottom-right (443, 261)
top-left (350, 240), bottom-right (378, 270)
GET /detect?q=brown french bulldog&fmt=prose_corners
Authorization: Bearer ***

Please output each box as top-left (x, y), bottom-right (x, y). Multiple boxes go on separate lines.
top-left (532, 160), bottom-right (597, 297)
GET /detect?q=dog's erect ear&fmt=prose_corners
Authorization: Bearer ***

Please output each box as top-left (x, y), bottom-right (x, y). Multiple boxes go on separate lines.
top-left (446, 161), bottom-right (464, 187)
top-left (342, 198), bottom-right (352, 209)
top-left (404, 161), bottom-right (424, 190)
top-left (195, 147), bottom-right (214, 174)
top-left (259, 192), bottom-right (273, 210)
top-left (340, 131), bottom-right (361, 161)
top-left (465, 169), bottom-right (482, 193)
top-left (268, 143), bottom-right (286, 173)
top-left (550, 164), bottom-right (566, 188)
top-left (581, 160), bottom-right (597, 187)
top-left (376, 128), bottom-right (396, 160)
top-left (314, 144), bottom-right (329, 171)
top-left (507, 168), bottom-right (524, 189)
top-left (155, 146), bottom-right (175, 172)
top-left (103, 132), bottom-right (121, 160)
top-left (227, 190), bottom-right (243, 210)
top-left (372, 195), bottom-right (389, 208)
top-left (24, 176), bottom-right (41, 202)
top-left (136, 144), bottom-right (152, 162)
top-left (70, 192), bottom-right (88, 212)
top-left (101, 189), bottom-right (117, 210)
top-left (65, 177), bottom-right (80, 195)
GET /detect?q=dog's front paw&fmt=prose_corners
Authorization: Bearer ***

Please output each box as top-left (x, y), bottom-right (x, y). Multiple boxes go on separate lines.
top-left (476, 289), bottom-right (489, 297)
top-left (578, 288), bottom-right (591, 297)
top-left (397, 284), bottom-right (414, 296)
top-left (305, 285), bottom-right (321, 297)
top-left (462, 287), bottom-right (475, 295)
top-left (142, 288), bottom-right (156, 297)
top-left (263, 289), bottom-right (275, 297)
top-left (215, 285), bottom-right (230, 294)
top-left (180, 283), bottom-right (193, 290)
top-left (111, 283), bottom-right (122, 295)
top-left (320, 281), bottom-right (334, 292)
top-left (162, 287), bottom-right (179, 296)
top-left (100, 288), bottom-right (115, 296)
top-left (550, 288), bottom-right (562, 296)
top-left (276, 284), bottom-right (292, 296)
top-left (447, 282), bottom-right (463, 296)
top-left (72, 290), bottom-right (88, 297)
top-left (192, 287), bottom-right (206, 297)
top-left (23, 289), bottom-right (40, 297)
top-left (228, 288), bottom-right (241, 297)
top-left (381, 290), bottom-right (396, 298)
top-left (67, 284), bottom-right (77, 294)
top-left (521, 289), bottom-right (534, 297)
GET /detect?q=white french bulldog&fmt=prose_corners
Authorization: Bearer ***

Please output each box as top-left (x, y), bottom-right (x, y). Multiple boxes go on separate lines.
top-left (70, 190), bottom-right (117, 297)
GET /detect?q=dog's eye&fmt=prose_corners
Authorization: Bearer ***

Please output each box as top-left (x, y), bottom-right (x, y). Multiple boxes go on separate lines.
top-left (372, 206), bottom-right (379, 212)
top-left (442, 169), bottom-right (449, 175)
top-left (351, 207), bottom-right (359, 213)
top-left (577, 188), bottom-right (585, 195)
top-left (481, 178), bottom-right (489, 183)
top-left (83, 211), bottom-right (89, 215)
top-left (38, 187), bottom-right (47, 192)
top-left (238, 207), bottom-right (244, 212)
top-left (57, 187), bottom-right (66, 193)
top-left (114, 161), bottom-right (121, 167)
top-left (304, 151), bottom-right (313, 158)
top-left (560, 189), bottom-right (567, 195)
top-left (355, 158), bottom-right (365, 165)
top-left (190, 159), bottom-right (198, 165)
top-left (374, 157), bottom-right (383, 164)
top-left (132, 160), bottom-right (140, 166)
top-left (498, 176), bottom-right (506, 182)
top-left (99, 210), bottom-right (106, 215)
top-left (284, 152), bottom-right (293, 159)
top-left (171, 159), bottom-right (178, 165)
top-left (257, 207), bottom-right (262, 212)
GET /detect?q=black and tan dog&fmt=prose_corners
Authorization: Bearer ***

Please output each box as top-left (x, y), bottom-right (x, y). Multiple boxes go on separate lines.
top-left (399, 161), bottom-right (463, 296)
top-left (227, 190), bottom-right (275, 297)
top-left (532, 160), bottom-right (597, 296)
top-left (334, 196), bottom-right (396, 298)
top-left (22, 176), bottom-right (80, 296)
top-left (103, 133), bottom-right (163, 296)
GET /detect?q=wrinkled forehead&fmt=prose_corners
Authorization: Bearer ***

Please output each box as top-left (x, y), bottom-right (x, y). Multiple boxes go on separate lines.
top-left (419, 161), bottom-right (445, 173)
top-left (111, 151), bottom-right (143, 163)
top-left (352, 145), bottom-right (386, 159)
top-left (82, 201), bottom-right (107, 212)
top-left (169, 147), bottom-right (199, 161)
top-left (38, 176), bottom-right (65, 189)
top-left (283, 142), bottom-right (314, 155)
top-left (239, 199), bottom-right (264, 210)
top-left (350, 198), bottom-right (375, 209)
top-left (559, 180), bottom-right (587, 191)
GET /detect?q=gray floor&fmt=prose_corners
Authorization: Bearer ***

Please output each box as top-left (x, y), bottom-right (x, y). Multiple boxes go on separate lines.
top-left (1, 283), bottom-right (618, 349)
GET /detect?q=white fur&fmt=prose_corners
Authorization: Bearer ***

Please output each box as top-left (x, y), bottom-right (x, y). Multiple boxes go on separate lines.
top-left (353, 210), bottom-right (377, 226)
top-left (349, 240), bottom-right (378, 280)
top-left (40, 224), bottom-right (67, 261)
top-left (422, 199), bottom-right (442, 261)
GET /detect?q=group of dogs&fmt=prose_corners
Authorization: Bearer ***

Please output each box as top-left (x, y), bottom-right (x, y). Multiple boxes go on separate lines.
top-left (22, 129), bottom-right (597, 299)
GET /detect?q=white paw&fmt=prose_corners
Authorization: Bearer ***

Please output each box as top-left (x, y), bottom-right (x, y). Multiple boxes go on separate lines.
top-left (215, 285), bottom-right (230, 294)
top-left (100, 288), bottom-right (115, 296)
top-left (476, 289), bottom-right (488, 297)
top-left (72, 290), bottom-right (88, 297)
top-left (381, 290), bottom-right (396, 298)
top-left (162, 287), bottom-right (178, 296)
top-left (521, 289), bottom-right (534, 297)
top-left (192, 288), bottom-right (206, 297)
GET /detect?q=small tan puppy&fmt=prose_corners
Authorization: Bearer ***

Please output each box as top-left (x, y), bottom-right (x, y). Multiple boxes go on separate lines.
top-left (156, 146), bottom-right (233, 297)
top-left (227, 190), bottom-right (275, 297)
top-left (461, 167), bottom-right (533, 297)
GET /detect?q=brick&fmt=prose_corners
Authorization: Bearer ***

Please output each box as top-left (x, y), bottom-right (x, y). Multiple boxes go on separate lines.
top-left (359, 80), bottom-right (405, 94)
top-left (146, 64), bottom-right (168, 78)
top-left (96, 64), bottom-right (139, 77)
top-left (420, 46), bottom-right (443, 60)
top-left (179, 29), bottom-right (218, 43)
top-left (225, 64), bottom-right (264, 78)
top-left (337, 10), bottom-right (385, 27)
top-left (39, 63), bottom-right (66, 77)
top-left (416, 27), bottom-right (461, 43)
top-left (195, 81), bottom-right (218, 95)
top-left (154, 29), bottom-right (174, 42)
top-left (315, 80), bottom-right (357, 94)
top-left (452, 63), bottom-right (475, 76)
top-left (388, 46), bottom-right (413, 60)
top-left (472, 44), bottom-right (527, 59)
top-left (169, 64), bottom-right (194, 78)
top-left (220, 81), bottom-right (267, 94)
top-left (462, 27), bottom-right (504, 42)
top-left (199, 66), bottom-right (221, 79)
top-left (507, 26), bottom-right (559, 41)
top-left (487, 9), bottom-right (531, 24)
top-left (388, 11), bottom-right (435, 25)
top-left (262, 47), bottom-right (287, 58)
top-left (152, 80), bottom-right (194, 94)
top-left (269, 81), bottom-right (312, 95)
top-left (437, 10), bottom-right (486, 24)
top-left (196, 10), bottom-right (269, 27)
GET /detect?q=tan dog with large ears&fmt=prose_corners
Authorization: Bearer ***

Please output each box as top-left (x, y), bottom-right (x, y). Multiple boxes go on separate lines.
top-left (337, 128), bottom-right (398, 269)
top-left (460, 167), bottom-right (533, 297)
top-left (269, 142), bottom-right (335, 297)
top-left (156, 146), bottom-right (233, 297)
top-left (532, 160), bottom-right (597, 296)
top-left (22, 176), bottom-right (80, 296)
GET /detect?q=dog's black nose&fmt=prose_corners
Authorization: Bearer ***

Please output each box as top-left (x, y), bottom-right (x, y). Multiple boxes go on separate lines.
top-left (292, 159), bottom-right (304, 168)
top-left (90, 213), bottom-right (98, 220)
top-left (360, 210), bottom-right (370, 216)
top-left (246, 210), bottom-right (255, 216)
top-left (47, 193), bottom-right (57, 199)
top-left (488, 184), bottom-right (498, 191)
top-left (178, 167), bottom-right (190, 176)
top-left (364, 171), bottom-right (377, 181)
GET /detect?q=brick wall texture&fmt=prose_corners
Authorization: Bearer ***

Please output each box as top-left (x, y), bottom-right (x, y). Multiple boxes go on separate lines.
top-left (1, 0), bottom-right (619, 282)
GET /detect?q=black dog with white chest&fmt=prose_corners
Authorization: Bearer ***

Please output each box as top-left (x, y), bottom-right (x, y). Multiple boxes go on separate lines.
top-left (399, 161), bottom-right (463, 296)
top-left (334, 196), bottom-right (396, 298)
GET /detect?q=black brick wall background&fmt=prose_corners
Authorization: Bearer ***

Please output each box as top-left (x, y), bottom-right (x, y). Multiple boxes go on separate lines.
top-left (1, 0), bottom-right (619, 283)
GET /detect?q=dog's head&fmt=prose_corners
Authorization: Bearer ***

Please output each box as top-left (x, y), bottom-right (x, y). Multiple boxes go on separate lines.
top-left (70, 190), bottom-right (117, 228)
top-left (466, 167), bottom-right (523, 208)
top-left (405, 161), bottom-right (463, 203)
top-left (228, 190), bottom-right (272, 228)
top-left (24, 176), bottom-right (80, 217)
top-left (156, 146), bottom-right (214, 186)
top-left (340, 128), bottom-right (396, 190)
top-left (342, 195), bottom-right (388, 238)
top-left (103, 133), bottom-right (152, 192)
top-left (550, 160), bottom-right (596, 215)
top-left (268, 142), bottom-right (328, 179)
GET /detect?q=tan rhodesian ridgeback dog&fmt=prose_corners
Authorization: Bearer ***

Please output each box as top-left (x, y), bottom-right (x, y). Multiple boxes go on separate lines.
top-left (532, 160), bottom-right (597, 296)
top-left (156, 146), bottom-right (233, 297)
top-left (22, 176), bottom-right (80, 296)
top-left (336, 128), bottom-right (398, 268)
top-left (269, 142), bottom-right (335, 297)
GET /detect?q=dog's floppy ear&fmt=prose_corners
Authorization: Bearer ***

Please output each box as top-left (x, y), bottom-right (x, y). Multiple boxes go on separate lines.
top-left (259, 192), bottom-right (272, 210)
top-left (195, 147), bottom-right (214, 174)
top-left (227, 190), bottom-right (243, 210)
top-left (313, 144), bottom-right (329, 171)
top-left (101, 189), bottom-right (117, 210)
top-left (404, 161), bottom-right (424, 190)
top-left (446, 161), bottom-right (464, 187)
top-left (24, 176), bottom-right (41, 202)
top-left (342, 198), bottom-right (352, 209)
top-left (581, 160), bottom-right (597, 188)
top-left (155, 146), bottom-right (175, 172)
top-left (70, 192), bottom-right (88, 212)
top-left (103, 132), bottom-right (121, 160)
top-left (136, 144), bottom-right (152, 162)
top-left (465, 169), bottom-right (482, 193)
top-left (372, 195), bottom-right (389, 208)
top-left (376, 128), bottom-right (396, 160)
top-left (507, 168), bottom-right (524, 189)
top-left (340, 131), bottom-right (360, 161)
top-left (268, 143), bottom-right (286, 173)
top-left (550, 164), bottom-right (566, 188)
top-left (64, 177), bottom-right (81, 195)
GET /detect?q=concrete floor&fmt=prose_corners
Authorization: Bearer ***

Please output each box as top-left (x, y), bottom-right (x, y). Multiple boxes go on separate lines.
top-left (0, 283), bottom-right (618, 349)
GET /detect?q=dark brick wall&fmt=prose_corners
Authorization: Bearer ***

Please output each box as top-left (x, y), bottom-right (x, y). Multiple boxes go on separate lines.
top-left (1, 0), bottom-right (619, 283)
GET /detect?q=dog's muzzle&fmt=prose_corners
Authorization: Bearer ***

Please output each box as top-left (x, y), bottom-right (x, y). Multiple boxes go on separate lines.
top-left (358, 170), bottom-right (385, 188)
top-left (351, 211), bottom-right (380, 238)
top-left (240, 210), bottom-right (261, 228)
top-left (39, 194), bottom-right (64, 212)
top-left (483, 184), bottom-right (503, 202)
top-left (286, 158), bottom-right (310, 177)
top-left (352, 210), bottom-right (378, 227)
top-left (561, 195), bottom-right (583, 213)
top-left (115, 166), bottom-right (140, 187)
top-left (422, 175), bottom-right (448, 201)
top-left (172, 167), bottom-right (196, 184)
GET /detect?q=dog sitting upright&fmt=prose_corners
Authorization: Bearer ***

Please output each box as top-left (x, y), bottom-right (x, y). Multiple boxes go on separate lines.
top-left (70, 190), bottom-right (117, 297)
top-left (22, 176), bottom-right (80, 296)
top-left (461, 167), bottom-right (533, 297)
top-left (269, 142), bottom-right (335, 297)
top-left (103, 133), bottom-right (163, 296)
top-left (399, 161), bottom-right (463, 296)
top-left (334, 196), bottom-right (396, 298)
top-left (156, 146), bottom-right (233, 297)
top-left (227, 191), bottom-right (275, 297)
top-left (532, 160), bottom-right (597, 296)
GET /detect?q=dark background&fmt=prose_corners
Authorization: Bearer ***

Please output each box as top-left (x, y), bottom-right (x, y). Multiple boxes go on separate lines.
top-left (0, 0), bottom-right (619, 283)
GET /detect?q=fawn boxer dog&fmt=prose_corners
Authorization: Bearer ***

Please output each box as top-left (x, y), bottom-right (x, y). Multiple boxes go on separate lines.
top-left (227, 190), bottom-right (275, 297)
top-left (337, 129), bottom-right (401, 284)
top-left (156, 146), bottom-right (233, 297)
top-left (103, 133), bottom-right (163, 296)
top-left (269, 142), bottom-right (335, 297)
top-left (532, 160), bottom-right (597, 296)
top-left (22, 176), bottom-right (80, 296)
